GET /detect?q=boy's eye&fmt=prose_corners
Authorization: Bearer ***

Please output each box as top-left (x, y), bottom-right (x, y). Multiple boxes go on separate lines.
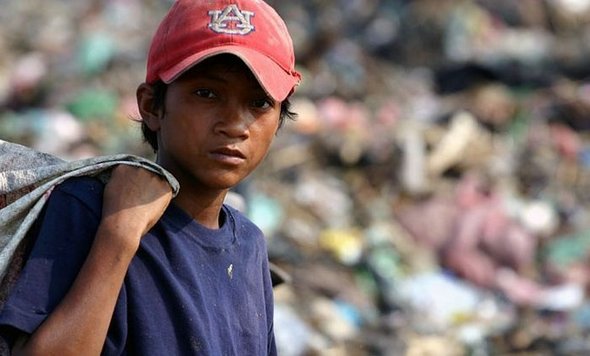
top-left (194, 89), bottom-right (216, 98)
top-left (252, 98), bottom-right (274, 109)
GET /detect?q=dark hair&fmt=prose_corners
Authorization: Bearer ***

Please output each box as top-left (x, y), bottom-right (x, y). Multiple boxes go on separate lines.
top-left (141, 80), bottom-right (297, 152)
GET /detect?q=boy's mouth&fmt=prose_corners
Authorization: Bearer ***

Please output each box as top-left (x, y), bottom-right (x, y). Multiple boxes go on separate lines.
top-left (209, 146), bottom-right (246, 164)
top-left (212, 146), bottom-right (245, 158)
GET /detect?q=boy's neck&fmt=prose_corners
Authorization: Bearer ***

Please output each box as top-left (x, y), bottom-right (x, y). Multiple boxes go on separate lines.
top-left (173, 192), bottom-right (227, 229)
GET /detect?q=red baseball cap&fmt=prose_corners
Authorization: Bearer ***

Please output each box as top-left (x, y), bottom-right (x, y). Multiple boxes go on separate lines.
top-left (146, 0), bottom-right (302, 102)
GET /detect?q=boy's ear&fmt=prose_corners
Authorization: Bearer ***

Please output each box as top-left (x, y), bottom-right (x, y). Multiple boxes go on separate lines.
top-left (137, 83), bottom-right (162, 131)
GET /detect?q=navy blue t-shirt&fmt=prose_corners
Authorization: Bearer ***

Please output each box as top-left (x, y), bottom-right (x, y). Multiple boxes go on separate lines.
top-left (0, 177), bottom-right (277, 355)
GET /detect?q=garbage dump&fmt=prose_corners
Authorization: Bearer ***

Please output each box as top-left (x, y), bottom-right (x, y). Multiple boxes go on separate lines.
top-left (2, 0), bottom-right (590, 354)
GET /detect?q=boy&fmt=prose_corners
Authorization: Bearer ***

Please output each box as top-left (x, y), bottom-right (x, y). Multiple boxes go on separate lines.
top-left (0, 0), bottom-right (301, 354)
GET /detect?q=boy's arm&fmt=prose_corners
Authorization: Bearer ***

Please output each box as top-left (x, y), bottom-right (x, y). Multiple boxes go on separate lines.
top-left (12, 165), bottom-right (173, 356)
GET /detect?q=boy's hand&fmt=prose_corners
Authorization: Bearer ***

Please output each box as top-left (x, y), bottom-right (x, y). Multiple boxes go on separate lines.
top-left (100, 165), bottom-right (173, 251)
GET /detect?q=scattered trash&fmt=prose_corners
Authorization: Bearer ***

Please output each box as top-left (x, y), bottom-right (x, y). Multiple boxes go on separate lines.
top-left (3, 0), bottom-right (590, 354)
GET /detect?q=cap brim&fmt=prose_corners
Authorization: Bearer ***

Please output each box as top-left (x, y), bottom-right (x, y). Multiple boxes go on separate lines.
top-left (159, 46), bottom-right (300, 102)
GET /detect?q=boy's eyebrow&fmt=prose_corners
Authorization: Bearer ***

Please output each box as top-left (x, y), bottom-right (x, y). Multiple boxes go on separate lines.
top-left (188, 71), bottom-right (229, 83)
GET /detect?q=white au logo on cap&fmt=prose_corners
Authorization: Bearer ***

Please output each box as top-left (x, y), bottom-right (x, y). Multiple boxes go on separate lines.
top-left (208, 5), bottom-right (255, 35)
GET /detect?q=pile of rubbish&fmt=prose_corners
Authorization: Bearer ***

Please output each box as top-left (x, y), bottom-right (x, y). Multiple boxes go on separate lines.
top-left (2, 0), bottom-right (590, 354)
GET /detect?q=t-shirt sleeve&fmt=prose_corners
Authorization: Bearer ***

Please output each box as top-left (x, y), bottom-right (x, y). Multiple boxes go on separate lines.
top-left (262, 248), bottom-right (277, 356)
top-left (0, 177), bottom-right (103, 337)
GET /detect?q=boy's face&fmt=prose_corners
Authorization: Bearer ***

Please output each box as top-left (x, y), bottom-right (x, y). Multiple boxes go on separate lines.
top-left (152, 55), bottom-right (281, 191)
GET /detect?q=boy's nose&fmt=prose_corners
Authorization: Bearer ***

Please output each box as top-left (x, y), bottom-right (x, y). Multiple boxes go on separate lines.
top-left (215, 106), bottom-right (251, 139)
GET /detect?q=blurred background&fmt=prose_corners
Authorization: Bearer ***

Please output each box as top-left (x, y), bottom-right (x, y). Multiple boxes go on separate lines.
top-left (2, 0), bottom-right (590, 354)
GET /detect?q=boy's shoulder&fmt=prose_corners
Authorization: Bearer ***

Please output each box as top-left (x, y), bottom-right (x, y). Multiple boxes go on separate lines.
top-left (56, 176), bottom-right (104, 196)
top-left (52, 176), bottom-right (104, 214)
top-left (223, 203), bottom-right (265, 238)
